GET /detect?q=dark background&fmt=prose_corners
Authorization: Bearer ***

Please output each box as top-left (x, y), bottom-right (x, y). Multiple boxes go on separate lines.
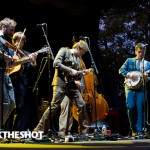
top-left (1, 0), bottom-right (149, 136)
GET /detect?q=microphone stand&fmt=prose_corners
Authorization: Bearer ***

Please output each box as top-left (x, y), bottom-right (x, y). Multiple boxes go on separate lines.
top-left (142, 48), bottom-right (150, 130)
top-left (141, 47), bottom-right (150, 138)
top-left (33, 57), bottom-right (48, 92)
top-left (85, 37), bottom-right (101, 136)
top-left (32, 57), bottom-right (48, 125)
top-left (141, 57), bottom-right (147, 126)
top-left (37, 24), bottom-right (54, 139)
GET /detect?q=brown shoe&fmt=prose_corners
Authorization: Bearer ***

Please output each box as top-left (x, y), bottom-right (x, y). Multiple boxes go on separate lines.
top-left (58, 132), bottom-right (65, 139)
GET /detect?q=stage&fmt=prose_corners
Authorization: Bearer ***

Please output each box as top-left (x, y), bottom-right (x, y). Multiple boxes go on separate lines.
top-left (0, 134), bottom-right (149, 150)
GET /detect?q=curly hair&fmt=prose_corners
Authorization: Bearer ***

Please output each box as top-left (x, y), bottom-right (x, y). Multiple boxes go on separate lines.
top-left (0, 17), bottom-right (17, 29)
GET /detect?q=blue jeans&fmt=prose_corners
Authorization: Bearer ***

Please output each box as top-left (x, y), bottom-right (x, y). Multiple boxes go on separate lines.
top-left (0, 72), bottom-right (16, 127)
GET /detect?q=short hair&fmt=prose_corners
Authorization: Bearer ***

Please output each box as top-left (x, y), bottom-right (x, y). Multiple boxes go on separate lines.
top-left (72, 40), bottom-right (89, 52)
top-left (135, 43), bottom-right (146, 51)
top-left (12, 31), bottom-right (26, 44)
top-left (0, 17), bottom-right (17, 29)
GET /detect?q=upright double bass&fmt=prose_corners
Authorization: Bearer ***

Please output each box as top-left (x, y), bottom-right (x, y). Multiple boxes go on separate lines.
top-left (72, 57), bottom-right (109, 124)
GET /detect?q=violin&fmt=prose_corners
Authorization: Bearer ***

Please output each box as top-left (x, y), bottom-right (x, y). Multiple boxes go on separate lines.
top-left (5, 40), bottom-right (28, 57)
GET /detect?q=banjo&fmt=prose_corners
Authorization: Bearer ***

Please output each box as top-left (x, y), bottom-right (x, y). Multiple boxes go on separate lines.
top-left (124, 70), bottom-right (150, 90)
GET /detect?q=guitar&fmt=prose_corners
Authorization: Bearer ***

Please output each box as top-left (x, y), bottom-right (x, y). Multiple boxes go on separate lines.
top-left (6, 46), bottom-right (49, 75)
top-left (65, 68), bottom-right (94, 83)
top-left (124, 70), bottom-right (150, 90)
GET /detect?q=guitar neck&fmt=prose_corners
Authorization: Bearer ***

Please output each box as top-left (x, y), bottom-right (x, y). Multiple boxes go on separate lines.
top-left (140, 70), bottom-right (150, 74)
top-left (19, 55), bottom-right (30, 62)
top-left (16, 47), bottom-right (49, 63)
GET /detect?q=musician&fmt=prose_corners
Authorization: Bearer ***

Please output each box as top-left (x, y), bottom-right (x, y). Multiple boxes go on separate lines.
top-left (34, 40), bottom-right (90, 137)
top-left (58, 57), bottom-right (86, 138)
top-left (0, 17), bottom-right (36, 132)
top-left (10, 31), bottom-right (37, 131)
top-left (119, 43), bottom-right (150, 137)
top-left (58, 96), bottom-right (73, 138)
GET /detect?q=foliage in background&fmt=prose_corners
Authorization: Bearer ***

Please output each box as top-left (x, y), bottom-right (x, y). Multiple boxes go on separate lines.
top-left (98, 0), bottom-right (150, 108)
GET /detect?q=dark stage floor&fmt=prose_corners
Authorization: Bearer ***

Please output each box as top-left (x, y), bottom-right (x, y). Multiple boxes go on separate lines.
top-left (0, 134), bottom-right (150, 150)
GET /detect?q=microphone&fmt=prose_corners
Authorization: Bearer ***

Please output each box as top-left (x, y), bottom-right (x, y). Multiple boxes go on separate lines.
top-left (36, 23), bottom-right (47, 26)
top-left (79, 36), bottom-right (89, 40)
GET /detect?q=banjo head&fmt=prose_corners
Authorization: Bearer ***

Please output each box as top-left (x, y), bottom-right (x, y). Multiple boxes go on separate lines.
top-left (125, 71), bottom-right (142, 90)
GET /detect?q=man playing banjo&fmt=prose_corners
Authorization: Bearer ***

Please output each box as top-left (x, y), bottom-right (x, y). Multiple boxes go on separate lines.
top-left (119, 43), bottom-right (150, 138)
